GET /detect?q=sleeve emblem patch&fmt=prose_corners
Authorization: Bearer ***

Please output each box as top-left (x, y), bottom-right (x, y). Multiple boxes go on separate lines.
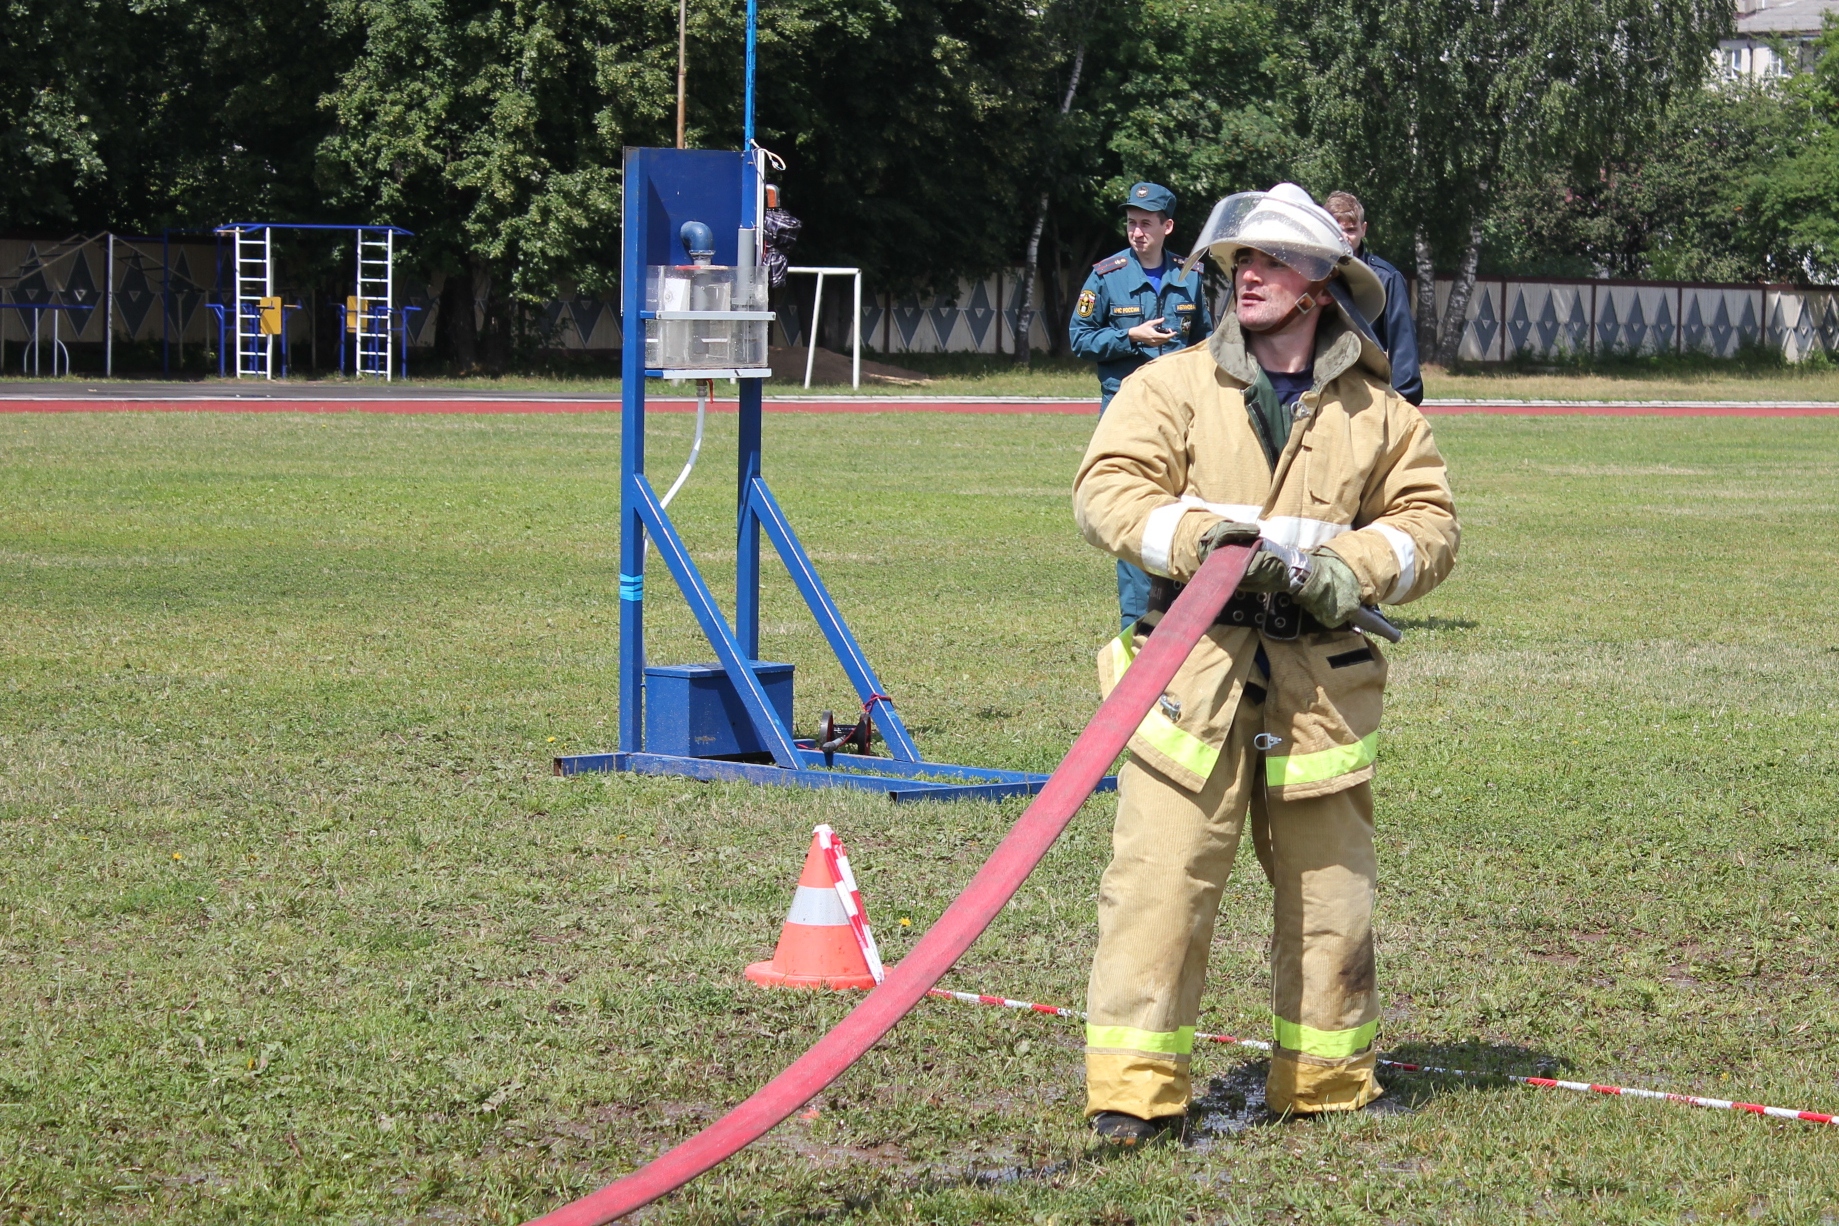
top-left (1077, 289), bottom-right (1096, 318)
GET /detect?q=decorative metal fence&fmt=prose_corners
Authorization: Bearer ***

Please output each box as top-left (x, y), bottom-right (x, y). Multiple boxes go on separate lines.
top-left (9, 233), bottom-right (1837, 365)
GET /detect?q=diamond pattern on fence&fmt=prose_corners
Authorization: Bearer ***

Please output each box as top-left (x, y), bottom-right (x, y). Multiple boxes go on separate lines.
top-left (1566, 296), bottom-right (1589, 350)
top-left (860, 297), bottom-right (884, 349)
top-left (1469, 289), bottom-right (1498, 355)
top-left (1795, 300), bottom-right (1817, 359)
top-left (1507, 290), bottom-right (1533, 355)
top-left (1711, 299), bottom-right (1733, 355)
top-left (1536, 291), bottom-right (1560, 352)
top-left (1652, 295), bottom-right (1674, 353)
top-left (928, 295), bottom-right (958, 348)
top-left (964, 281), bottom-right (994, 349)
top-left (64, 249), bottom-right (99, 338)
top-left (1625, 296), bottom-right (1648, 352)
top-left (1597, 295), bottom-right (1620, 353)
top-left (569, 297), bottom-right (604, 345)
top-left (1738, 297), bottom-right (1760, 349)
top-left (891, 296), bottom-right (924, 349)
top-left (1684, 297), bottom-right (1706, 352)
top-left (117, 261), bottom-right (156, 337)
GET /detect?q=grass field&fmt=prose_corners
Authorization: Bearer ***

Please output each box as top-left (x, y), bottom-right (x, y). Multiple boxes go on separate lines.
top-left (2, 408), bottom-right (1838, 1224)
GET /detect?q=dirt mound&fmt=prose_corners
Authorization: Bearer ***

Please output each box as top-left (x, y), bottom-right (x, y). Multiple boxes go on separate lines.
top-left (768, 346), bottom-right (931, 386)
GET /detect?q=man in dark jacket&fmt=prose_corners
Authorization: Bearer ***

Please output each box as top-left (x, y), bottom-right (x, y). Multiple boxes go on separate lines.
top-left (1324, 192), bottom-right (1422, 405)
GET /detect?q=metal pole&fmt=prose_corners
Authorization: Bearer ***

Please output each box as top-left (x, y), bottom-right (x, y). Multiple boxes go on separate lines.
top-left (265, 226), bottom-right (275, 380)
top-left (619, 149), bottom-right (649, 755)
top-left (676, 0), bottom-right (688, 149)
top-left (162, 230), bottom-right (170, 376)
top-left (105, 234), bottom-right (114, 377)
top-left (852, 271), bottom-right (861, 388)
top-left (804, 272), bottom-right (824, 388)
top-left (743, 0), bottom-right (756, 153)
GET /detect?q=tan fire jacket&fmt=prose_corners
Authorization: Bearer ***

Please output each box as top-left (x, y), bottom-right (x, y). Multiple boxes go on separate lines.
top-left (1075, 309), bottom-right (1458, 798)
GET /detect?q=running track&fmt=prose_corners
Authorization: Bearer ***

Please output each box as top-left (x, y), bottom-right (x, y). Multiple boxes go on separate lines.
top-left (3, 390), bottom-right (1839, 417)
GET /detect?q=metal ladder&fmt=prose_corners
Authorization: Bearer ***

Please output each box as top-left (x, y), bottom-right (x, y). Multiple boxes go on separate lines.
top-left (355, 228), bottom-right (393, 379)
top-left (233, 227), bottom-right (272, 379)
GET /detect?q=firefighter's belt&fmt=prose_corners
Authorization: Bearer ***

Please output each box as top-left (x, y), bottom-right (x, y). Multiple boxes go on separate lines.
top-left (1147, 577), bottom-right (1331, 640)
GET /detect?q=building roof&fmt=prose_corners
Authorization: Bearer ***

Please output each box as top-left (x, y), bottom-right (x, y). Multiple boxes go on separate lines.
top-left (1736, 0), bottom-right (1839, 35)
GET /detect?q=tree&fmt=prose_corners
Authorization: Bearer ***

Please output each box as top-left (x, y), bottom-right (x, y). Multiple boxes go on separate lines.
top-left (1485, 82), bottom-right (1796, 282)
top-left (1027, 0), bottom-right (1300, 354)
top-left (1752, 15), bottom-right (1839, 281)
top-left (1298, 0), bottom-right (1734, 366)
top-left (3, 0), bottom-right (350, 235)
top-left (317, 0), bottom-right (663, 370)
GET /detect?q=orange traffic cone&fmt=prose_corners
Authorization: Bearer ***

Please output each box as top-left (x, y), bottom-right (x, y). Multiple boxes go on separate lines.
top-left (746, 829), bottom-right (878, 990)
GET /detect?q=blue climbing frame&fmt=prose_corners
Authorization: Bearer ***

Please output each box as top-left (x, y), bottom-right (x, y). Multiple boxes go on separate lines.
top-left (553, 143), bottom-right (1111, 804)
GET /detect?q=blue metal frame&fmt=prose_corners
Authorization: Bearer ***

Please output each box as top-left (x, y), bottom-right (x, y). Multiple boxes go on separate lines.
top-left (555, 142), bottom-right (1110, 803)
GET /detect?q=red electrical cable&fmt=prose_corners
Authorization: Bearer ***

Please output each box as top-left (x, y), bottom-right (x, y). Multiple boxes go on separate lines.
top-left (522, 544), bottom-right (1253, 1226)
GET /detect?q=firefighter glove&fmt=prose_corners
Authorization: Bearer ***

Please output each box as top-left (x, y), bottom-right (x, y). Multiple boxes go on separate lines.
top-left (1198, 520), bottom-right (1289, 592)
top-left (1296, 549), bottom-right (1363, 627)
top-left (1196, 518), bottom-right (1261, 558)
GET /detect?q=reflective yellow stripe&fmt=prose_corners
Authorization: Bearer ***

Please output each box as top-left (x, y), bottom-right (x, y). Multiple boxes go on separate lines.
top-left (1109, 628), bottom-right (1137, 671)
top-left (1086, 1024), bottom-right (1196, 1056)
top-left (1135, 708), bottom-right (1220, 778)
top-left (1265, 731), bottom-right (1377, 788)
top-left (1272, 1015), bottom-right (1378, 1059)
top-left (1108, 628), bottom-right (1218, 778)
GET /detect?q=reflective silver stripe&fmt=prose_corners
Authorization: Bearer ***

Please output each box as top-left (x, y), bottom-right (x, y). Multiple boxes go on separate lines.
top-left (1371, 523), bottom-right (1416, 603)
top-left (1139, 502), bottom-right (1194, 577)
top-left (1259, 515), bottom-right (1349, 550)
top-left (784, 884), bottom-right (851, 926)
top-left (1179, 494), bottom-right (1265, 523)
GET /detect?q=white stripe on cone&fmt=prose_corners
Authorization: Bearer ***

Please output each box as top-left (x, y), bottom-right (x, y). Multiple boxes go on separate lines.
top-left (815, 824), bottom-right (885, 983)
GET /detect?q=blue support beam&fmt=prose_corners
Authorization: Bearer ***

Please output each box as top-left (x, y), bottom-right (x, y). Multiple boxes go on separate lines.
top-left (632, 473), bottom-right (802, 767)
top-left (747, 477), bottom-right (921, 761)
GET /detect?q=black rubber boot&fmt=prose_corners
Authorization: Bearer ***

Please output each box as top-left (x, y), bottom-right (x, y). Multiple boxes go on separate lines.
top-left (1091, 1111), bottom-right (1166, 1147)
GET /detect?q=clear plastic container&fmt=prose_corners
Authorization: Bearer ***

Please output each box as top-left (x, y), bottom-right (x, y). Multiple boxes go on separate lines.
top-left (644, 265), bottom-right (768, 371)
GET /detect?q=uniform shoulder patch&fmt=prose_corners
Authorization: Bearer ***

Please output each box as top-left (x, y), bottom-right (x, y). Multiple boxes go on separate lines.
top-left (1093, 255), bottom-right (1130, 274)
top-left (1076, 289), bottom-right (1097, 318)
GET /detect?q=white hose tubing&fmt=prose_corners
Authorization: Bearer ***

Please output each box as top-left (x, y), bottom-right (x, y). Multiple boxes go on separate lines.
top-left (643, 381), bottom-right (709, 561)
top-left (660, 381), bottom-right (708, 508)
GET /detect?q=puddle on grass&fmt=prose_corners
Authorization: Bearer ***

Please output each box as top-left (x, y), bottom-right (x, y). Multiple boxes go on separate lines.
top-left (1186, 1060), bottom-right (1417, 1150)
top-left (1187, 1060), bottom-right (1276, 1146)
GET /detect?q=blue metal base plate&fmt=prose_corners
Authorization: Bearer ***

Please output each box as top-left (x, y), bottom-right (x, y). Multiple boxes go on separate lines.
top-left (553, 750), bottom-right (1117, 804)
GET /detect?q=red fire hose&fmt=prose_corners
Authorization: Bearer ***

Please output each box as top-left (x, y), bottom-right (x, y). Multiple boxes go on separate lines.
top-left (524, 544), bottom-right (1254, 1226)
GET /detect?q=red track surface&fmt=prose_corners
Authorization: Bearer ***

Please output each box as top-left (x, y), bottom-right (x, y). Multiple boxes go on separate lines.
top-left (521, 546), bottom-right (1255, 1226)
top-left (4, 395), bottom-right (1839, 416)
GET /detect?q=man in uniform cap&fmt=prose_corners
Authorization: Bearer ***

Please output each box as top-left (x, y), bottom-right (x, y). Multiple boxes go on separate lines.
top-left (1069, 181), bottom-right (1212, 628)
top-left (1073, 182), bottom-right (1458, 1145)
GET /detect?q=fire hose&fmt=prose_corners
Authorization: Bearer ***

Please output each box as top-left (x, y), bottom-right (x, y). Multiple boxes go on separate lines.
top-left (522, 543), bottom-right (1256, 1226)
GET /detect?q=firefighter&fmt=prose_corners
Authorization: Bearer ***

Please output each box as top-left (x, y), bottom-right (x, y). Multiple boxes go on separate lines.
top-left (1072, 183), bottom-right (1459, 1144)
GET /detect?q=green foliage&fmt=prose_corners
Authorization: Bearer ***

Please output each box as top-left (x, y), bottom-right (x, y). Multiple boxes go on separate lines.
top-left (1297, 1), bottom-right (1735, 264)
top-left (316, 0), bottom-right (660, 306)
top-left (1483, 83), bottom-right (1799, 281)
top-left (1752, 15), bottom-right (1839, 279)
top-left (2, 0), bottom-right (354, 233)
top-left (1052, 0), bottom-right (1300, 254)
top-left (756, 0), bottom-right (1051, 290)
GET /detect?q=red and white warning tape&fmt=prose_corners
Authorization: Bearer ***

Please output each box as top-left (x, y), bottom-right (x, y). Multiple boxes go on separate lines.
top-left (816, 824), bottom-right (884, 984)
top-left (922, 984), bottom-right (1839, 1127)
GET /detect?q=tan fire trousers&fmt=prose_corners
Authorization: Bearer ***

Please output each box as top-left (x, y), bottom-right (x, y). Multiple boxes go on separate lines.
top-left (1085, 696), bottom-right (1383, 1119)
